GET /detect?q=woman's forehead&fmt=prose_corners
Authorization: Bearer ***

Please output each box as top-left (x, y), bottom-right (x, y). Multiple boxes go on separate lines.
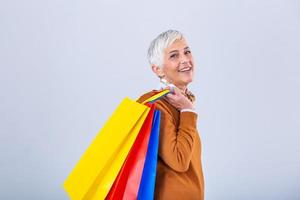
top-left (165, 39), bottom-right (190, 53)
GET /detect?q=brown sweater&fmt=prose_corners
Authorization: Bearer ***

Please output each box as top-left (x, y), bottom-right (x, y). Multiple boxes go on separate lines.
top-left (137, 90), bottom-right (205, 200)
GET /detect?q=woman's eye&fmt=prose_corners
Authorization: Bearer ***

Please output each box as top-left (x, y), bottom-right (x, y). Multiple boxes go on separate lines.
top-left (185, 50), bottom-right (191, 54)
top-left (170, 54), bottom-right (178, 59)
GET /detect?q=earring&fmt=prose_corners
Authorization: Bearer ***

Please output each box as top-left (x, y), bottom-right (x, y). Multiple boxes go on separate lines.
top-left (159, 75), bottom-right (167, 85)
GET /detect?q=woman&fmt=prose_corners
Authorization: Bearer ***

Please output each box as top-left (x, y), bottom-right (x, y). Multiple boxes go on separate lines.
top-left (137, 30), bottom-right (205, 200)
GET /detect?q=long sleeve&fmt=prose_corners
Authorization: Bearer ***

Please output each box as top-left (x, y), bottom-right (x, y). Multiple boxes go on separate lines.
top-left (155, 100), bottom-right (198, 172)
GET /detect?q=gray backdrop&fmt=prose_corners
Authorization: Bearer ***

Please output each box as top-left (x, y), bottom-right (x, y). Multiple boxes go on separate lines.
top-left (1, 0), bottom-right (299, 199)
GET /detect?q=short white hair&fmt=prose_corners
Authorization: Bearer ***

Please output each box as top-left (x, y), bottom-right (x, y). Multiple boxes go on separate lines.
top-left (147, 30), bottom-right (184, 67)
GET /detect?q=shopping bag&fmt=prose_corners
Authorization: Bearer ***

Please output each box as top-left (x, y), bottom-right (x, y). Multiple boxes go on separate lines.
top-left (137, 109), bottom-right (161, 200)
top-left (64, 98), bottom-right (150, 200)
top-left (106, 103), bottom-right (155, 200)
top-left (64, 90), bottom-right (169, 200)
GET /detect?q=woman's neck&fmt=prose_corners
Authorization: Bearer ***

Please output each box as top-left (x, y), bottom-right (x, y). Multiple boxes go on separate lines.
top-left (174, 84), bottom-right (188, 93)
top-left (160, 78), bottom-right (188, 93)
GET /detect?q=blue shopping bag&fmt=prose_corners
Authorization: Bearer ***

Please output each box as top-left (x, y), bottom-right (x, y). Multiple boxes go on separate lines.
top-left (137, 109), bottom-right (161, 200)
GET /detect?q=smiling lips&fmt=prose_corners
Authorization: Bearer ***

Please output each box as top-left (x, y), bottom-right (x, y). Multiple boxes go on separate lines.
top-left (178, 67), bottom-right (192, 72)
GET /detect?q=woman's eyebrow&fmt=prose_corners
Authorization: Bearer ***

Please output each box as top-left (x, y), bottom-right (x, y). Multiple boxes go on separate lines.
top-left (168, 50), bottom-right (179, 54)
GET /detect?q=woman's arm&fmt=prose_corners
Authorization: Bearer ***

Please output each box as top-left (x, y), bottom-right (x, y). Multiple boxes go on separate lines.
top-left (155, 101), bottom-right (198, 172)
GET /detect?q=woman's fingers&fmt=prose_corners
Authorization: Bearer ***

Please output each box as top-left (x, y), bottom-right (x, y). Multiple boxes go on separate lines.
top-left (166, 92), bottom-right (176, 100)
top-left (165, 93), bottom-right (180, 108)
top-left (165, 88), bottom-right (194, 110)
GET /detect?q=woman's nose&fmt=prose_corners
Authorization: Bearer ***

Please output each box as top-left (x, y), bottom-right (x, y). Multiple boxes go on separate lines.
top-left (180, 55), bottom-right (189, 64)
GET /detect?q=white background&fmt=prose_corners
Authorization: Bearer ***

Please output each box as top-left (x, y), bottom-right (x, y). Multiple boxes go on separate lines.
top-left (1, 0), bottom-right (300, 199)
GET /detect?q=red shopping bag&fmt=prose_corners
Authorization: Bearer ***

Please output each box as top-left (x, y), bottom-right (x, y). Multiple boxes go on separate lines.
top-left (106, 103), bottom-right (155, 200)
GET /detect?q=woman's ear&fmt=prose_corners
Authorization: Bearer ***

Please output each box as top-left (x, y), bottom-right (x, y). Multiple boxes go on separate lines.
top-left (151, 65), bottom-right (164, 78)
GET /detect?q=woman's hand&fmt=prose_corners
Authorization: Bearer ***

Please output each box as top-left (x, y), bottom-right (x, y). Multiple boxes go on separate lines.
top-left (164, 87), bottom-right (194, 111)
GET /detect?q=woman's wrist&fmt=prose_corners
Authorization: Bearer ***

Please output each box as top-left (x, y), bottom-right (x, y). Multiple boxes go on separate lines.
top-left (180, 108), bottom-right (197, 114)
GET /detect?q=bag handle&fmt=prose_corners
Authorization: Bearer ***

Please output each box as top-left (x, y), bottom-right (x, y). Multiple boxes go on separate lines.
top-left (141, 89), bottom-right (170, 104)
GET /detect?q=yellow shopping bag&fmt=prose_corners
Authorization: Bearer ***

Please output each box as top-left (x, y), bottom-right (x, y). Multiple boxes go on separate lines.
top-left (63, 90), bottom-right (169, 200)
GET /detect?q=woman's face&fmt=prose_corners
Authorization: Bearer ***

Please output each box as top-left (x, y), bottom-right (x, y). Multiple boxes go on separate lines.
top-left (161, 38), bottom-right (195, 88)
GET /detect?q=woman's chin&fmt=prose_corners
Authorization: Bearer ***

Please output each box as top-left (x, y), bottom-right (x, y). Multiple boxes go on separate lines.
top-left (180, 73), bottom-right (193, 84)
top-left (183, 77), bottom-right (194, 85)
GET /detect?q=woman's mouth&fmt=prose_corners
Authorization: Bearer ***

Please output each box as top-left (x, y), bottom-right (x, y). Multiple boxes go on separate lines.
top-left (178, 67), bottom-right (192, 72)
